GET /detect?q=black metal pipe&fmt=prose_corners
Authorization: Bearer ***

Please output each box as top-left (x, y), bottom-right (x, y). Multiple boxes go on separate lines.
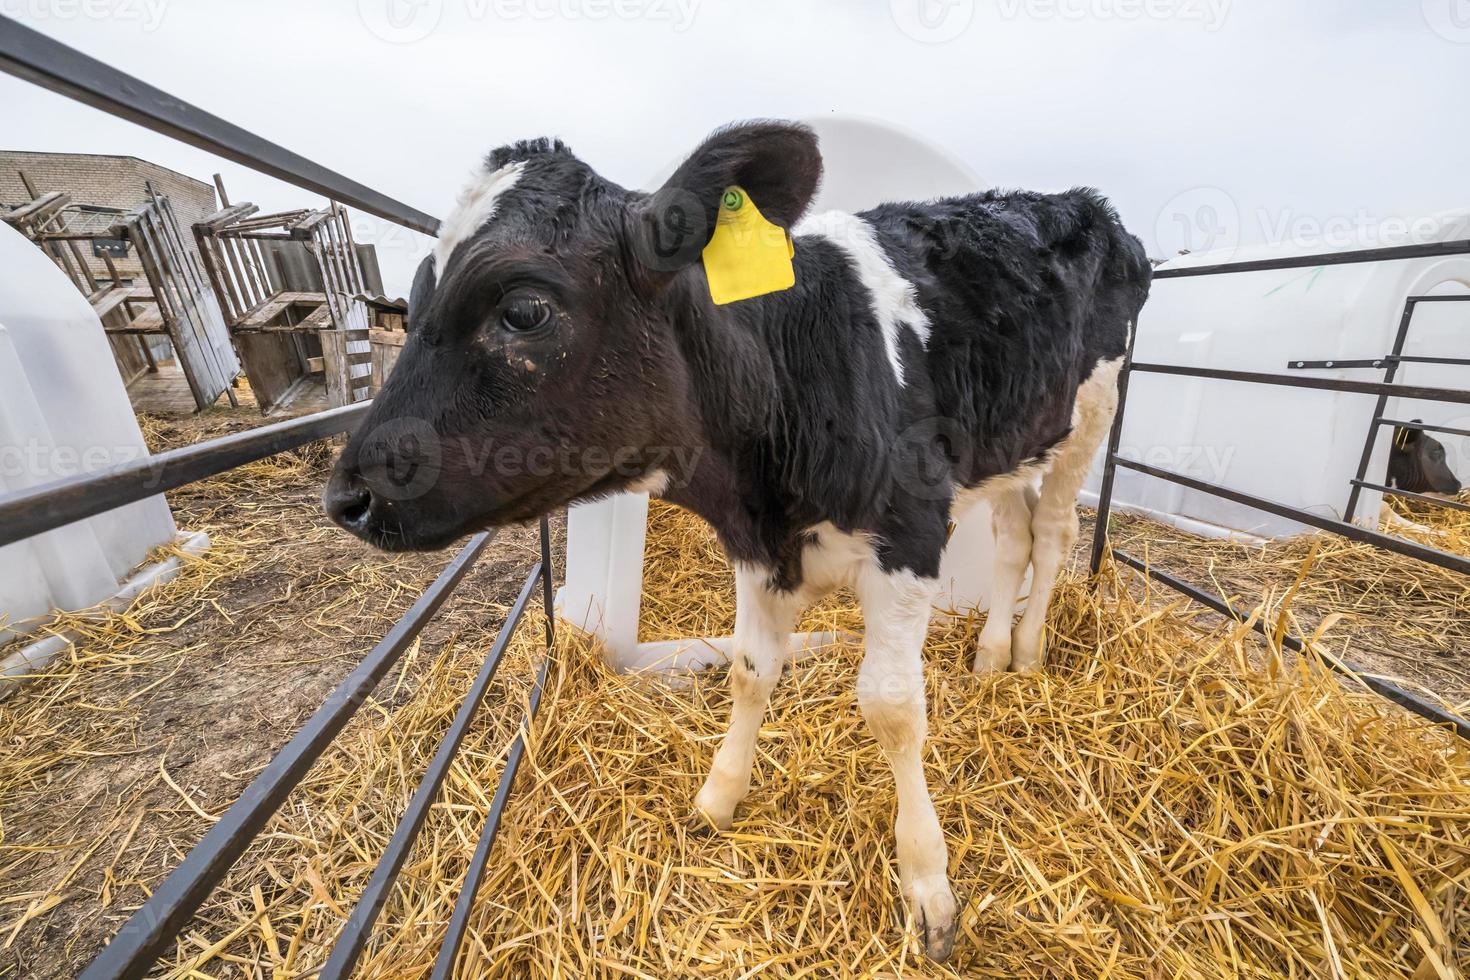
top-left (1352, 481), bottom-right (1470, 515)
top-left (0, 17), bottom-right (440, 236)
top-left (1376, 418), bottom-right (1470, 440)
top-left (431, 649), bottom-right (554, 980)
top-left (0, 401), bottom-right (368, 549)
top-left (1110, 549), bottom-right (1470, 740)
top-left (1344, 299), bottom-right (1420, 522)
top-left (1152, 239), bottom-right (1470, 279)
top-left (1288, 356), bottom-right (1470, 370)
top-left (1129, 362), bottom-right (1470, 405)
top-left (1388, 355), bottom-right (1470, 367)
top-left (1287, 358), bottom-right (1389, 370)
top-left (318, 560), bottom-right (542, 980)
top-left (79, 531), bottom-right (495, 980)
top-left (1090, 346), bottom-right (1135, 573)
top-left (1111, 456), bottom-right (1470, 576)
top-left (538, 514), bottom-right (557, 649)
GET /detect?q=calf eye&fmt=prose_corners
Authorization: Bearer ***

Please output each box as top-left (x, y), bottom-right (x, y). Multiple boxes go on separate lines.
top-left (501, 296), bottom-right (551, 333)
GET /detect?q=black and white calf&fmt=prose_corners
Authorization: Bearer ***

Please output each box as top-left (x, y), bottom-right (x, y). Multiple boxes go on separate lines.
top-left (324, 121), bottom-right (1152, 960)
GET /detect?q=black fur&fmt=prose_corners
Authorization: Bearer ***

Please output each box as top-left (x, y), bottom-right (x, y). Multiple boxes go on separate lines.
top-left (1388, 422), bottom-right (1461, 495)
top-left (325, 121), bottom-right (1152, 587)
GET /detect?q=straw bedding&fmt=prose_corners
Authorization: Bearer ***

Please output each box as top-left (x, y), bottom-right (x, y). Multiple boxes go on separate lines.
top-left (3, 458), bottom-right (1469, 976)
top-left (1104, 491), bottom-right (1470, 713)
top-left (0, 410), bottom-right (551, 979)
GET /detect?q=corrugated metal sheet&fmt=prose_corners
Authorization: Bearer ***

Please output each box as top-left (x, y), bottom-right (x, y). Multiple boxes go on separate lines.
top-left (356, 244), bottom-right (384, 296)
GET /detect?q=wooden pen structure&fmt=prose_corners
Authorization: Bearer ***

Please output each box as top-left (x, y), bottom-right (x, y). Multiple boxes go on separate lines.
top-left (193, 199), bottom-right (373, 411)
top-left (4, 182), bottom-right (241, 413)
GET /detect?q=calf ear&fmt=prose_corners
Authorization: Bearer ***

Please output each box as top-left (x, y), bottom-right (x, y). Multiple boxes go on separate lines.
top-left (626, 120), bottom-right (822, 283)
top-left (1393, 422), bottom-right (1423, 450)
top-left (406, 255), bottom-right (436, 332)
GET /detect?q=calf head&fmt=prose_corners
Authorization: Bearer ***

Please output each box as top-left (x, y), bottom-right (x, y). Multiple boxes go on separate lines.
top-left (1388, 422), bottom-right (1462, 496)
top-left (323, 121), bottom-right (822, 550)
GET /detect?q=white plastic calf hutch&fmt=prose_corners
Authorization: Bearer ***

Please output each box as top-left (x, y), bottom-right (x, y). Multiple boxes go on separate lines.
top-left (1084, 209), bottom-right (1470, 540)
top-left (0, 223), bottom-right (205, 688)
top-left (558, 117), bottom-right (1013, 671)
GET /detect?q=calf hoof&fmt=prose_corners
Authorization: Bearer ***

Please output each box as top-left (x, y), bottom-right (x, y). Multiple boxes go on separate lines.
top-left (906, 875), bottom-right (959, 963)
top-left (1010, 635), bottom-right (1045, 672)
top-left (691, 786), bottom-right (737, 832)
top-left (971, 641), bottom-right (1011, 673)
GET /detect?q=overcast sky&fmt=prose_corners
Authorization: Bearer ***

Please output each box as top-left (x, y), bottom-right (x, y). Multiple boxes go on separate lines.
top-left (4, 1), bottom-right (1469, 295)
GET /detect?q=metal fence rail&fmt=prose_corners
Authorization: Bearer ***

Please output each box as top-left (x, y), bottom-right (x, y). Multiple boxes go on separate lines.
top-left (0, 401), bottom-right (369, 549)
top-left (1107, 550), bottom-right (1470, 740)
top-left (1151, 241), bottom-right (1470, 280)
top-left (1092, 237), bottom-right (1470, 740)
top-left (1, 18), bottom-right (561, 979)
top-left (80, 530), bottom-right (499, 980)
top-left (318, 557), bottom-right (546, 979)
top-left (1317, 294), bottom-right (1470, 523)
top-left (0, 17), bottom-right (440, 235)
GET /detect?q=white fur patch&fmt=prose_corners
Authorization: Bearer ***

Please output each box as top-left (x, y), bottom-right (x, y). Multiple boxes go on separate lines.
top-left (625, 469), bottom-right (669, 496)
top-left (799, 522), bottom-right (875, 593)
top-left (795, 210), bottom-right (932, 385)
top-left (432, 160), bottom-right (527, 273)
top-left (1071, 355), bottom-right (1124, 436)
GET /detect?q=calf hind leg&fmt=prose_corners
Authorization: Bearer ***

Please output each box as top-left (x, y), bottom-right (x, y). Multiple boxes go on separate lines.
top-left (856, 562), bottom-right (958, 961)
top-left (972, 483), bottom-right (1035, 672)
top-left (1012, 358), bottom-right (1121, 671)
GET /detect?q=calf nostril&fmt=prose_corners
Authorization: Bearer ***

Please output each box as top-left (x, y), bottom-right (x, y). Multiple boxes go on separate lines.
top-left (329, 485), bottom-right (374, 531)
top-left (341, 491), bottom-right (371, 527)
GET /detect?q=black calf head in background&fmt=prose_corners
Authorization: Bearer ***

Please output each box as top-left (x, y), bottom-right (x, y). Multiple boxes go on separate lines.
top-left (323, 121), bottom-right (823, 550)
top-left (1387, 421), bottom-right (1462, 496)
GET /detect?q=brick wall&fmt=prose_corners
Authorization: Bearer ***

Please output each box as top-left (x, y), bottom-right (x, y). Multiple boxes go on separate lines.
top-left (0, 151), bottom-right (217, 287)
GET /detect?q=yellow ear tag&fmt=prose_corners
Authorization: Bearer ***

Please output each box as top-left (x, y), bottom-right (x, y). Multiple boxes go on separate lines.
top-left (701, 186), bottom-right (796, 305)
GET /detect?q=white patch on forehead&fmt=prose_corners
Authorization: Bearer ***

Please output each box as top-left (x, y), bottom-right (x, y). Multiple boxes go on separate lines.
top-left (794, 210), bottom-right (932, 385)
top-left (432, 160), bottom-right (527, 273)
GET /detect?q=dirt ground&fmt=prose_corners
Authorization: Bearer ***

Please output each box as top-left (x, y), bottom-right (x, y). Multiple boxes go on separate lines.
top-left (0, 393), bottom-right (1466, 976)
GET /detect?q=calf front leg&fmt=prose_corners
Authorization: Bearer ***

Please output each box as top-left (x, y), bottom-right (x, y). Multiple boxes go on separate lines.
top-left (856, 562), bottom-right (958, 961)
top-left (693, 563), bottom-right (805, 830)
